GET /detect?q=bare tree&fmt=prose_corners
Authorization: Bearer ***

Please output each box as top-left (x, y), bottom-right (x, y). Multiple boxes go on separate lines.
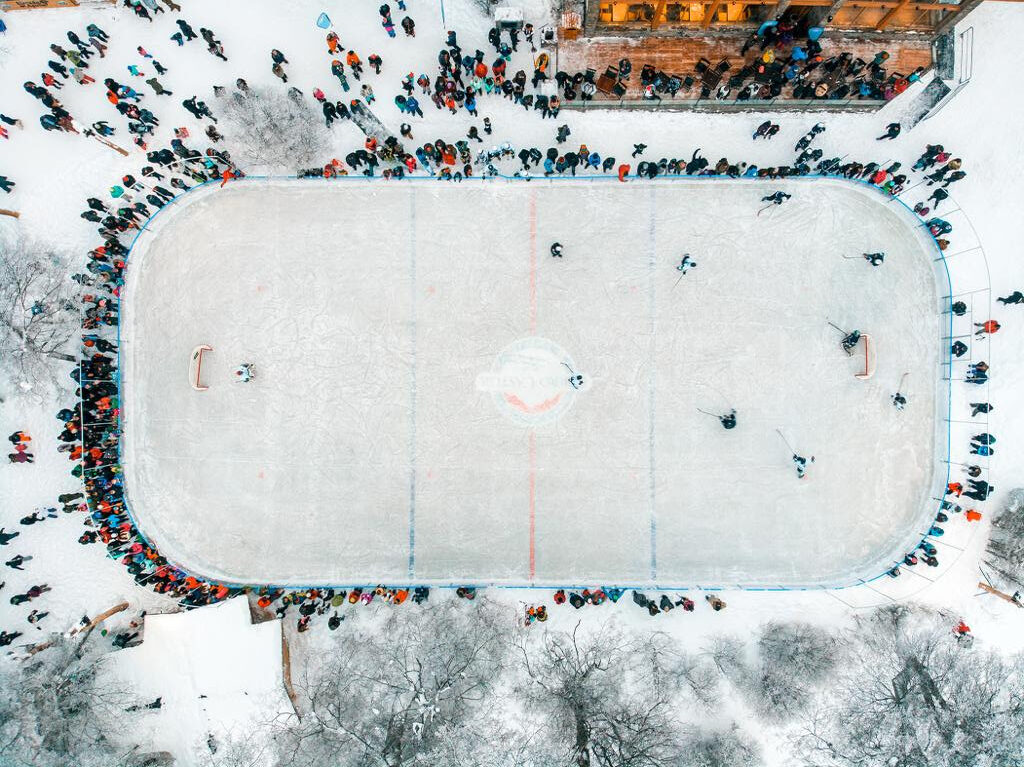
top-left (748, 621), bottom-right (841, 720)
top-left (796, 604), bottom-right (1024, 767)
top-left (517, 620), bottom-right (697, 767)
top-left (984, 488), bottom-right (1024, 592)
top-left (0, 231), bottom-right (78, 391)
top-left (0, 631), bottom-right (149, 767)
top-left (679, 725), bottom-right (762, 767)
top-left (218, 86), bottom-right (330, 174)
top-left (275, 599), bottom-right (509, 767)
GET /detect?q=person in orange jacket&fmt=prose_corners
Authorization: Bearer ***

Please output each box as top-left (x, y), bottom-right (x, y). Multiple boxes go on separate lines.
top-left (220, 169), bottom-right (236, 187)
top-left (975, 320), bottom-right (1000, 336)
top-left (947, 482), bottom-right (963, 497)
top-left (965, 509), bottom-right (983, 522)
top-left (618, 163), bottom-right (630, 181)
top-left (346, 49), bottom-right (363, 78)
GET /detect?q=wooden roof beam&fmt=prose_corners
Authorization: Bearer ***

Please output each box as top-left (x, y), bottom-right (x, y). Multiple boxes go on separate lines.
top-left (651, 0), bottom-right (667, 28)
top-left (875, 0), bottom-right (911, 29)
top-left (703, 0), bottom-right (725, 27)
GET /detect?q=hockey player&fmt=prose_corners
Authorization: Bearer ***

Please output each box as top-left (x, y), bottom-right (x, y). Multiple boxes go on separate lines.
top-left (550, 242), bottom-right (563, 258)
top-left (676, 254), bottom-right (696, 274)
top-left (892, 392), bottom-right (907, 410)
top-left (863, 252), bottom-right (885, 266)
top-left (793, 454), bottom-right (814, 479)
top-left (235, 363), bottom-right (255, 383)
top-left (697, 408), bottom-right (736, 429)
top-left (761, 191), bottom-right (791, 205)
top-left (841, 330), bottom-right (861, 355)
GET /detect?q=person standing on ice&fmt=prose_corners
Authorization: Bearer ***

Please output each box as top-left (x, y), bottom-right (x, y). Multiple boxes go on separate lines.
top-left (550, 242), bottom-right (563, 258)
top-left (793, 454), bottom-right (813, 479)
top-left (997, 291), bottom-right (1023, 305)
top-left (761, 191), bottom-right (791, 205)
top-left (863, 252), bottom-right (885, 266)
top-left (235, 363), bottom-right (255, 383)
top-left (892, 392), bottom-right (907, 411)
top-left (676, 254), bottom-right (696, 274)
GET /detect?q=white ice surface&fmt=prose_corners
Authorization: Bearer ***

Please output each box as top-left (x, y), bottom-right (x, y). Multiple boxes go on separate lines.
top-left (122, 177), bottom-right (943, 587)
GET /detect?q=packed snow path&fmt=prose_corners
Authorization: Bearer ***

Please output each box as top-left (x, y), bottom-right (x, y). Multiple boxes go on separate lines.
top-left (121, 177), bottom-right (944, 587)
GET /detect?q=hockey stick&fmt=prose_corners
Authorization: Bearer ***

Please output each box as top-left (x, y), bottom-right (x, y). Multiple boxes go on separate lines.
top-left (897, 372), bottom-right (909, 394)
top-left (756, 203), bottom-right (774, 217)
top-left (826, 320), bottom-right (849, 336)
top-left (696, 408), bottom-right (721, 419)
top-left (775, 428), bottom-right (795, 454)
top-left (840, 254), bottom-right (864, 260)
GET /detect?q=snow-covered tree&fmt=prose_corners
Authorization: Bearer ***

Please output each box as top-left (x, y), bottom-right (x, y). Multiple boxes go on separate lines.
top-left (276, 599), bottom-right (508, 767)
top-left (517, 620), bottom-right (704, 767)
top-left (680, 725), bottom-right (762, 767)
top-left (749, 621), bottom-right (841, 720)
top-left (0, 632), bottom-right (150, 767)
top-left (795, 604), bottom-right (1024, 767)
top-left (0, 231), bottom-right (78, 392)
top-left (984, 488), bottom-right (1024, 591)
top-left (218, 86), bottom-right (329, 174)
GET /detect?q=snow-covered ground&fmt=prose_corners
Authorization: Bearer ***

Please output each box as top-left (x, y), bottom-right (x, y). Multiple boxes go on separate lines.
top-left (123, 176), bottom-right (943, 588)
top-left (1, 0), bottom-right (1024, 764)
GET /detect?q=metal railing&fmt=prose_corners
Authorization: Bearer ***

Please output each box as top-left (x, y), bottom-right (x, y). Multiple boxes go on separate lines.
top-left (562, 95), bottom-right (889, 111)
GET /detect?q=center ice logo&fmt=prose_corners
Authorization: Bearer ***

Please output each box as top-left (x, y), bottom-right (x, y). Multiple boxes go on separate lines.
top-left (477, 337), bottom-right (584, 426)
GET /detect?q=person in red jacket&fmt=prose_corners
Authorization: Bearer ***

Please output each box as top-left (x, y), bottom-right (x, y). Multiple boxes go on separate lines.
top-left (618, 163), bottom-right (630, 182)
top-left (975, 320), bottom-right (1000, 336)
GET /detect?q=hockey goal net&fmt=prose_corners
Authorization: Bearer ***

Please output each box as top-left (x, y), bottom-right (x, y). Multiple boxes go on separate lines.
top-left (855, 334), bottom-right (876, 380)
top-left (189, 345), bottom-right (213, 391)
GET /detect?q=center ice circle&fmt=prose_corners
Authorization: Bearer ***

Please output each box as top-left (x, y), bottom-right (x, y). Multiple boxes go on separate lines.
top-left (476, 337), bottom-right (580, 426)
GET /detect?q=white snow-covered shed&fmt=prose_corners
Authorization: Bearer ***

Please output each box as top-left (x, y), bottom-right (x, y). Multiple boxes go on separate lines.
top-left (110, 597), bottom-right (295, 766)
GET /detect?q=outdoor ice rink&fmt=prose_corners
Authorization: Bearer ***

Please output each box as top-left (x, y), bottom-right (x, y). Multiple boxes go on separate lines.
top-left (121, 178), bottom-right (946, 588)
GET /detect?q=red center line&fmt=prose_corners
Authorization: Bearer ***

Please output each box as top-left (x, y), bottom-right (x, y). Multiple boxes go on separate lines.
top-left (529, 430), bottom-right (536, 581)
top-left (528, 190), bottom-right (537, 581)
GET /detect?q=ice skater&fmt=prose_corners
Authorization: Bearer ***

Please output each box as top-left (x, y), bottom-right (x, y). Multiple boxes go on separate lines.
top-left (777, 428), bottom-right (813, 479)
top-left (235, 363), bottom-right (255, 383)
top-left (562, 362), bottom-right (583, 390)
top-left (792, 453), bottom-right (814, 479)
top-left (697, 408), bottom-right (736, 429)
top-left (761, 191), bottom-right (791, 205)
top-left (676, 254), bottom-right (696, 273)
top-left (840, 251), bottom-right (884, 267)
top-left (828, 321), bottom-right (861, 356)
top-left (550, 242), bottom-right (563, 258)
top-left (892, 373), bottom-right (908, 410)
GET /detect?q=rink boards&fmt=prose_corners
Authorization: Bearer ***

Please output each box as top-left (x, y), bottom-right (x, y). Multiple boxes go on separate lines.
top-left (120, 178), bottom-right (948, 587)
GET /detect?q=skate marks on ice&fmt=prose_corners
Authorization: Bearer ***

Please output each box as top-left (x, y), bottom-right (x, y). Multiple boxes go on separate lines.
top-left (120, 179), bottom-right (943, 587)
